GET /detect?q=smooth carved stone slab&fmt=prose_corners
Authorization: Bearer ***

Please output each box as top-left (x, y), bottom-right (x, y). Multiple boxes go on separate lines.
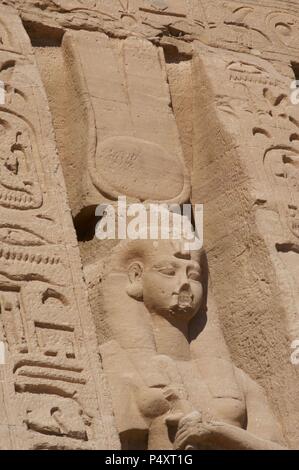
top-left (96, 136), bottom-right (185, 201)
top-left (65, 32), bottom-right (190, 204)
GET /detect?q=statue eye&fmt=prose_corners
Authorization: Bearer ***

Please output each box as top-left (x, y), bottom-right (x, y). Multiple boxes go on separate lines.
top-left (188, 271), bottom-right (201, 282)
top-left (157, 267), bottom-right (176, 276)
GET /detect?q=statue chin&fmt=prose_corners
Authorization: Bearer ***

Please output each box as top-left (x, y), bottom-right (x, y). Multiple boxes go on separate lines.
top-left (170, 305), bottom-right (197, 320)
top-left (155, 303), bottom-right (198, 322)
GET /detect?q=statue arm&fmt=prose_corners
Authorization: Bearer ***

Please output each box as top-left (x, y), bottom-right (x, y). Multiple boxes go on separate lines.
top-left (232, 367), bottom-right (287, 449)
top-left (174, 367), bottom-right (287, 450)
top-left (198, 422), bottom-right (287, 450)
top-left (174, 416), bottom-right (287, 450)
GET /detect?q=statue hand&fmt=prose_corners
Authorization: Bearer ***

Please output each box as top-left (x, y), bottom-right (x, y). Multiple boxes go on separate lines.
top-left (174, 411), bottom-right (216, 450)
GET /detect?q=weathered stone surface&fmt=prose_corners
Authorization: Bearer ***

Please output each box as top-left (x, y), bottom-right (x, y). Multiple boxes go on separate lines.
top-left (0, 3), bottom-right (119, 450)
top-left (0, 0), bottom-right (299, 450)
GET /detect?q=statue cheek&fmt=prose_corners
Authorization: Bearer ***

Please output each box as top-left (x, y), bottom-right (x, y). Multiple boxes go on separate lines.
top-left (146, 277), bottom-right (171, 299)
top-left (193, 285), bottom-right (203, 303)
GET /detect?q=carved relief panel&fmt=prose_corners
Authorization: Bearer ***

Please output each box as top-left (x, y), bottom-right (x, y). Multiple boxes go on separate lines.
top-left (1, 0), bottom-right (299, 450)
top-left (63, 31), bottom-right (190, 211)
top-left (0, 4), bottom-right (118, 450)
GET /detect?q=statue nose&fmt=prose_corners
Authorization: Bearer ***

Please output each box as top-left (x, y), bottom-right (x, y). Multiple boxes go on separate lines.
top-left (179, 282), bottom-right (191, 292)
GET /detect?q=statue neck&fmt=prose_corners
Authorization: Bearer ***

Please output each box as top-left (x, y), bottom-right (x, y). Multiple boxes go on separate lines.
top-left (151, 313), bottom-right (191, 361)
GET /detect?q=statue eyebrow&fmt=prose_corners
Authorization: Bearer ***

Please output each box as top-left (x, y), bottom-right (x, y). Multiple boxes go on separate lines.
top-left (152, 259), bottom-right (176, 267)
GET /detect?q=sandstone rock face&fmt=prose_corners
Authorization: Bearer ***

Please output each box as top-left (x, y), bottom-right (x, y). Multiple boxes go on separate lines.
top-left (0, 0), bottom-right (299, 450)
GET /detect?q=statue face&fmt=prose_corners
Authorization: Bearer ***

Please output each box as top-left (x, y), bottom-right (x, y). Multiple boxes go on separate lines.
top-left (128, 241), bottom-right (203, 322)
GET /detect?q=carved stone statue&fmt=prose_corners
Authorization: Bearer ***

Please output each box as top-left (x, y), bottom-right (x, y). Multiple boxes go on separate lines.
top-left (2, 0), bottom-right (299, 450)
top-left (93, 231), bottom-right (287, 450)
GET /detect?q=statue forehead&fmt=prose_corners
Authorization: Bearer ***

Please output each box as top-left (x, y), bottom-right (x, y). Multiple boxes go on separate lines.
top-left (148, 240), bottom-right (194, 257)
top-left (130, 240), bottom-right (201, 265)
top-left (124, 239), bottom-right (194, 255)
top-left (109, 239), bottom-right (203, 273)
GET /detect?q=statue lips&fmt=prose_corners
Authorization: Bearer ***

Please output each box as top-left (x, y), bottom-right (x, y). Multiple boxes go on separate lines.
top-left (170, 288), bottom-right (194, 315)
top-left (178, 291), bottom-right (194, 308)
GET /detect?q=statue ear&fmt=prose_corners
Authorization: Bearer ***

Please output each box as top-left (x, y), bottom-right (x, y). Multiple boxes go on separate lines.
top-left (126, 262), bottom-right (144, 301)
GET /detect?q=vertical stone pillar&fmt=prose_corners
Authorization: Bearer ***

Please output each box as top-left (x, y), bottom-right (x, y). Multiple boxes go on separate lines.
top-left (0, 5), bottom-right (119, 450)
top-left (191, 38), bottom-right (299, 447)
